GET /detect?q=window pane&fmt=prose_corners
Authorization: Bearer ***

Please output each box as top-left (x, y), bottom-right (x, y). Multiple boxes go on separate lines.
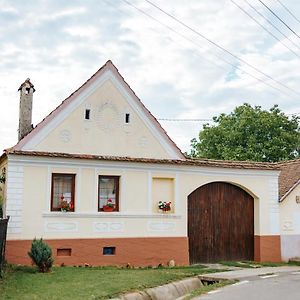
top-left (52, 174), bottom-right (74, 211)
top-left (98, 176), bottom-right (119, 211)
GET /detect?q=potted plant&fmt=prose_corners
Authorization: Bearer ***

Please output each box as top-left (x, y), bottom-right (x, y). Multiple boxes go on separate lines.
top-left (59, 196), bottom-right (73, 212)
top-left (103, 199), bottom-right (115, 212)
top-left (158, 201), bottom-right (171, 213)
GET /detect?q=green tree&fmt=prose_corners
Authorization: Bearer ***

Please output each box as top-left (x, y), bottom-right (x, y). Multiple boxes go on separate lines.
top-left (189, 104), bottom-right (300, 162)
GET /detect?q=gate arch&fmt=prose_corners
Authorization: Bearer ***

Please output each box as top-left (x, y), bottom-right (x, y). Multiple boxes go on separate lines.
top-left (188, 181), bottom-right (254, 263)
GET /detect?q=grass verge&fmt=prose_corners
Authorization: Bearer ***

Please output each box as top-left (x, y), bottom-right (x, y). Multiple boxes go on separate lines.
top-left (220, 260), bottom-right (300, 269)
top-left (0, 264), bottom-right (222, 300)
top-left (183, 280), bottom-right (236, 299)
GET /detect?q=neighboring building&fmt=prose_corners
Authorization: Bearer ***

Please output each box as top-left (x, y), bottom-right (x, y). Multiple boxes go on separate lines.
top-left (278, 159), bottom-right (300, 261)
top-left (0, 60), bottom-right (296, 266)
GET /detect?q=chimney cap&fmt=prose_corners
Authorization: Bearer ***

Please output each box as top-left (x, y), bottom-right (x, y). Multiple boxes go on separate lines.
top-left (18, 78), bottom-right (35, 92)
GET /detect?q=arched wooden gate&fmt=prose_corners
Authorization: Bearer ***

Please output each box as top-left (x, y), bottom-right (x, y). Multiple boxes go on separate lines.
top-left (188, 182), bottom-right (254, 263)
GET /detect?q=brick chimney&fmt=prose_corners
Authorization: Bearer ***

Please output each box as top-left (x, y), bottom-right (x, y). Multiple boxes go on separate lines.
top-left (18, 78), bottom-right (35, 141)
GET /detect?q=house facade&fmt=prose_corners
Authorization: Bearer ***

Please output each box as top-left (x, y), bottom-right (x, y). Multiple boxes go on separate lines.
top-left (278, 160), bottom-right (300, 261)
top-left (0, 60), bottom-right (296, 266)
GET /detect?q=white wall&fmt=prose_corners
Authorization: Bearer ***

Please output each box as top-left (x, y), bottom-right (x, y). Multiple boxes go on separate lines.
top-left (280, 184), bottom-right (300, 261)
top-left (6, 154), bottom-right (280, 241)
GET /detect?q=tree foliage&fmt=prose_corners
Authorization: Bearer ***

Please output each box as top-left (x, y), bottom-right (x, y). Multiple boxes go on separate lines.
top-left (189, 104), bottom-right (300, 162)
top-left (28, 238), bottom-right (53, 273)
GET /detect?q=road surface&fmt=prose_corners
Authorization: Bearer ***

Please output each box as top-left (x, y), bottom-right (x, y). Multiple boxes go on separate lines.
top-left (194, 269), bottom-right (300, 300)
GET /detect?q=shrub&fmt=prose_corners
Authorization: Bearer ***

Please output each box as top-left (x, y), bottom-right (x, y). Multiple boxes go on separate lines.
top-left (28, 238), bottom-right (53, 273)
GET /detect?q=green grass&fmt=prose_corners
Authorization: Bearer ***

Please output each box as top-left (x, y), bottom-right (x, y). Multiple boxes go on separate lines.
top-left (220, 260), bottom-right (300, 269)
top-left (219, 261), bottom-right (259, 268)
top-left (183, 280), bottom-right (236, 299)
top-left (258, 261), bottom-right (300, 267)
top-left (0, 265), bottom-right (222, 300)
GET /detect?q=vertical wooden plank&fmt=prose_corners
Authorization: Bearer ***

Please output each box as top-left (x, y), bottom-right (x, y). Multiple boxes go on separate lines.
top-left (188, 182), bottom-right (254, 263)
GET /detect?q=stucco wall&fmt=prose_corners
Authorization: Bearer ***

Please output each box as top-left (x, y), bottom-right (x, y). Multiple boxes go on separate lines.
top-left (280, 184), bottom-right (300, 261)
top-left (6, 155), bottom-right (280, 242)
top-left (30, 79), bottom-right (174, 159)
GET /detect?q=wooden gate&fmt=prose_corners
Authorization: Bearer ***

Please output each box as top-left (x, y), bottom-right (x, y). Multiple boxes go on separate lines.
top-left (188, 182), bottom-right (254, 263)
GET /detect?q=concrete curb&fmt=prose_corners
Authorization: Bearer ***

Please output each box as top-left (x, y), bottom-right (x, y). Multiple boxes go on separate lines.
top-left (114, 276), bottom-right (204, 300)
top-left (112, 266), bottom-right (300, 300)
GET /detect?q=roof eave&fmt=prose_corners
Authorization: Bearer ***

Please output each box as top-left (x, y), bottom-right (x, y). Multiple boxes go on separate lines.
top-left (6, 150), bottom-right (280, 171)
top-left (279, 179), bottom-right (300, 202)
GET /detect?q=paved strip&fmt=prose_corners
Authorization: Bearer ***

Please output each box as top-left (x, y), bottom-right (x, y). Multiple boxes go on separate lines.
top-left (193, 270), bottom-right (300, 300)
top-left (198, 266), bottom-right (300, 280)
top-left (207, 290), bottom-right (221, 294)
top-left (231, 280), bottom-right (249, 286)
top-left (291, 271), bottom-right (300, 275)
top-left (259, 274), bottom-right (278, 279)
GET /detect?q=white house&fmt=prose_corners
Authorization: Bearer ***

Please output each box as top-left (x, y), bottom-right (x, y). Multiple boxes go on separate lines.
top-left (1, 60), bottom-right (297, 266)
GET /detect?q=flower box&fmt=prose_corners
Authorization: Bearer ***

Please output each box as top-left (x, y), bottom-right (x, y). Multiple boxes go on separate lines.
top-left (158, 201), bottom-right (172, 213)
top-left (103, 206), bottom-right (114, 212)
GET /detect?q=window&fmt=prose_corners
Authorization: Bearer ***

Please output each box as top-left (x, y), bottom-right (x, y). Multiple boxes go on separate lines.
top-left (152, 177), bottom-right (174, 213)
top-left (57, 248), bottom-right (72, 256)
top-left (98, 176), bottom-right (119, 212)
top-left (103, 247), bottom-right (116, 255)
top-left (125, 113), bottom-right (130, 123)
top-left (51, 174), bottom-right (75, 211)
top-left (85, 109), bottom-right (91, 120)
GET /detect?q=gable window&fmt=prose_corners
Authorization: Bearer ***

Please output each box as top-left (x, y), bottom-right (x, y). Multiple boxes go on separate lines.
top-left (85, 109), bottom-right (91, 120)
top-left (98, 176), bottom-right (119, 212)
top-left (51, 174), bottom-right (75, 212)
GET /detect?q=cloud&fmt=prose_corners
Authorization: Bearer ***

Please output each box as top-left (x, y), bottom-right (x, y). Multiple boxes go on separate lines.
top-left (0, 0), bottom-right (300, 152)
top-left (64, 25), bottom-right (99, 38)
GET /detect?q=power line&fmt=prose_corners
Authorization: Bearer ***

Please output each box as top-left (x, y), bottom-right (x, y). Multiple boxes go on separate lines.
top-left (158, 118), bottom-right (212, 122)
top-left (231, 0), bottom-right (300, 59)
top-left (103, 0), bottom-right (235, 74)
top-left (158, 112), bottom-right (300, 122)
top-left (244, 0), bottom-right (300, 52)
top-left (143, 0), bottom-right (300, 96)
top-left (257, 0), bottom-right (300, 40)
top-left (116, 0), bottom-right (294, 98)
top-left (275, 0), bottom-right (300, 25)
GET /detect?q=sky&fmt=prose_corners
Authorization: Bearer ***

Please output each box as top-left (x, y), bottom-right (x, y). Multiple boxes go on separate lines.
top-left (1, 0), bottom-right (300, 153)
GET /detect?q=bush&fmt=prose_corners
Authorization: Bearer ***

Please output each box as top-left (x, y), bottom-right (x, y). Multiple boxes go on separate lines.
top-left (28, 238), bottom-right (53, 273)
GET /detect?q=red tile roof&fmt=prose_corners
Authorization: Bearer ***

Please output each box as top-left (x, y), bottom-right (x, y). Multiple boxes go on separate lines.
top-left (3, 149), bottom-right (279, 170)
top-left (5, 149), bottom-right (297, 202)
top-left (278, 159), bottom-right (300, 201)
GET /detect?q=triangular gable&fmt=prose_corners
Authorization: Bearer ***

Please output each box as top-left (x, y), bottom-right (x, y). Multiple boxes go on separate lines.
top-left (13, 60), bottom-right (184, 160)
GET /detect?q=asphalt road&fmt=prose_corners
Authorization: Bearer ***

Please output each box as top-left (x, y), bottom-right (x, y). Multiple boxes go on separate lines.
top-left (194, 270), bottom-right (300, 300)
